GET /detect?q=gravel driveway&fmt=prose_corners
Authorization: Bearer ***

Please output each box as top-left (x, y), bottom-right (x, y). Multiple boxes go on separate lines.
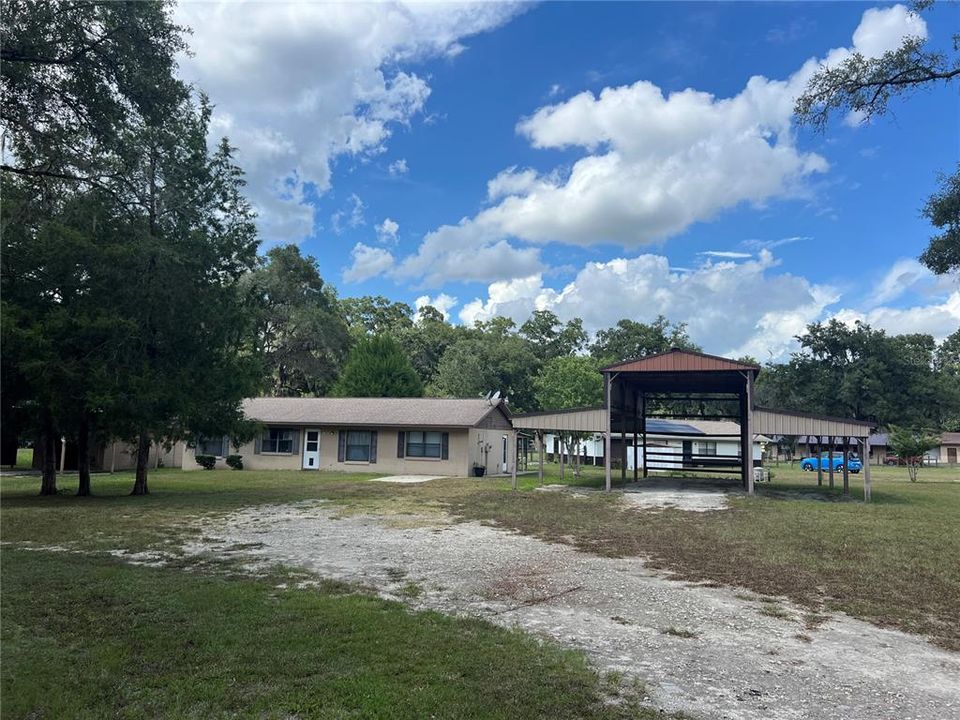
top-left (185, 500), bottom-right (960, 720)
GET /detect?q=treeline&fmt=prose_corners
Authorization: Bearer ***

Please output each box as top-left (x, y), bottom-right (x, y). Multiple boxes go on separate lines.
top-left (251, 248), bottom-right (700, 413)
top-left (754, 322), bottom-right (960, 431)
top-left (256, 248), bottom-right (960, 437)
top-left (2, 1), bottom-right (264, 496)
top-left (3, 2), bottom-right (958, 502)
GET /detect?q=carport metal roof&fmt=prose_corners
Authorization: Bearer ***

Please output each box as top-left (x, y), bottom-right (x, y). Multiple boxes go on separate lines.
top-left (513, 405), bottom-right (873, 439)
top-left (516, 348), bottom-right (875, 500)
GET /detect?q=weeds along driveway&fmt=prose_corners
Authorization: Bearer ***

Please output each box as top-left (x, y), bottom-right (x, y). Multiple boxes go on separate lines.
top-left (184, 500), bottom-right (960, 720)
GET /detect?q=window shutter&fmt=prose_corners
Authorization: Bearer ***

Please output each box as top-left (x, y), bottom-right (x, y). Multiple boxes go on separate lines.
top-left (370, 431), bottom-right (378, 463)
top-left (397, 431), bottom-right (405, 458)
top-left (441, 432), bottom-right (449, 460)
top-left (337, 431), bottom-right (346, 462)
top-left (290, 429), bottom-right (300, 455)
top-left (254, 433), bottom-right (261, 454)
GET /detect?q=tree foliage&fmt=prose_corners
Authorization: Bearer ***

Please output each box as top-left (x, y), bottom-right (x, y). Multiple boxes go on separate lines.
top-left (519, 311), bottom-right (588, 361)
top-left (794, 1), bottom-right (958, 131)
top-left (918, 164), bottom-right (960, 275)
top-left (754, 320), bottom-right (957, 429)
top-left (1, 0), bottom-right (187, 186)
top-left (1, 2), bottom-right (263, 495)
top-left (332, 336), bottom-right (423, 398)
top-left (589, 316), bottom-right (699, 363)
top-left (887, 426), bottom-right (941, 481)
top-left (533, 356), bottom-right (604, 410)
top-left (246, 245), bottom-right (350, 397)
top-left (341, 295), bottom-right (414, 339)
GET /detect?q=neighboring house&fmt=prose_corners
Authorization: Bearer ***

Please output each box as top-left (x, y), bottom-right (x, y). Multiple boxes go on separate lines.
top-left (545, 419), bottom-right (769, 470)
top-left (180, 397), bottom-right (515, 477)
top-left (938, 432), bottom-right (960, 465)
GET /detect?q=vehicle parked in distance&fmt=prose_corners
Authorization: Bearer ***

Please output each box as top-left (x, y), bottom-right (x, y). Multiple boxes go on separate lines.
top-left (884, 453), bottom-right (926, 466)
top-left (800, 451), bottom-right (862, 473)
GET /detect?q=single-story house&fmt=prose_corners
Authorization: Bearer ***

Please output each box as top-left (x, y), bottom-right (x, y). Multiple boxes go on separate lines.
top-left (937, 432), bottom-right (960, 465)
top-left (161, 397), bottom-right (515, 477)
top-left (544, 419), bottom-right (770, 470)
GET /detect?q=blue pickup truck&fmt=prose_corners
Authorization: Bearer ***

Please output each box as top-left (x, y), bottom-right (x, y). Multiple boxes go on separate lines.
top-left (800, 452), bottom-right (863, 473)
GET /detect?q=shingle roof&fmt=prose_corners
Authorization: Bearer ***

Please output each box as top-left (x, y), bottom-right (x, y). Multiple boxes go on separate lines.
top-left (941, 432), bottom-right (960, 445)
top-left (241, 397), bottom-right (509, 429)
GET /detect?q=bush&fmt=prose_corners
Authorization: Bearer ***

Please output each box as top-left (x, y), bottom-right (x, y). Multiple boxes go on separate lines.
top-left (195, 454), bottom-right (217, 470)
top-left (226, 454), bottom-right (243, 470)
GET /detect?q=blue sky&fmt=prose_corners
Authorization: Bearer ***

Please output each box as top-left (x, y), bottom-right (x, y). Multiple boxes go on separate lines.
top-left (176, 1), bottom-right (959, 360)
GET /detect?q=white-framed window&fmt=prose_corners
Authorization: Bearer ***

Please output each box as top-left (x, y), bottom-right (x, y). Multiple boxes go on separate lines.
top-left (197, 436), bottom-right (227, 457)
top-left (406, 430), bottom-right (443, 458)
top-left (262, 427), bottom-right (294, 454)
top-left (698, 441), bottom-right (717, 456)
top-left (346, 431), bottom-right (372, 461)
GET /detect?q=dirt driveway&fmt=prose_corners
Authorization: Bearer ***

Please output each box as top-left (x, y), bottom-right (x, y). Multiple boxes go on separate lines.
top-left (186, 500), bottom-right (959, 720)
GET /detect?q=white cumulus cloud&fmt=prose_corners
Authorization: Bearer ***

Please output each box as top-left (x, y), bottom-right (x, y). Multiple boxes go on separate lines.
top-left (832, 291), bottom-right (960, 340)
top-left (343, 243), bottom-right (395, 283)
top-left (394, 4), bottom-right (925, 284)
top-left (459, 251), bottom-right (840, 361)
top-left (376, 217), bottom-right (400, 243)
top-left (175, 1), bottom-right (526, 243)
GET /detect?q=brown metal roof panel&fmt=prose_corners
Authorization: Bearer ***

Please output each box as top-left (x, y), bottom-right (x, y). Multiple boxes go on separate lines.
top-left (601, 348), bottom-right (760, 374)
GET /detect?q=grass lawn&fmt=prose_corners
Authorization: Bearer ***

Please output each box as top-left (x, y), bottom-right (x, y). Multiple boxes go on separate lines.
top-left (14, 447), bottom-right (32, 469)
top-left (2, 463), bottom-right (959, 717)
top-left (1, 471), bottom-right (669, 720)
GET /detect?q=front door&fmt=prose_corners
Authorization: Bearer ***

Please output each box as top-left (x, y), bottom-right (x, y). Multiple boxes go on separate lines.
top-left (302, 429), bottom-right (320, 470)
top-left (949, 447), bottom-right (957, 464)
top-left (501, 435), bottom-right (509, 473)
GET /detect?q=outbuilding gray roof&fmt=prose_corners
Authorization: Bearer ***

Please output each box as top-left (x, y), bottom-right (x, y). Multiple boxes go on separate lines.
top-left (242, 397), bottom-right (510, 429)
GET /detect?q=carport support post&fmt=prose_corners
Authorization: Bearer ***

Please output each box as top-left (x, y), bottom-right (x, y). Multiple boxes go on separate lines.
top-left (511, 431), bottom-right (518, 490)
top-left (842, 440), bottom-right (850, 496)
top-left (632, 396), bottom-right (639, 482)
top-left (816, 436), bottom-right (823, 487)
top-left (740, 372), bottom-right (754, 495)
top-left (537, 431), bottom-right (544, 485)
top-left (863, 437), bottom-right (872, 502)
top-left (620, 415), bottom-right (627, 487)
top-left (828, 435), bottom-right (835, 489)
top-left (604, 373), bottom-right (613, 492)
top-left (641, 393), bottom-right (648, 479)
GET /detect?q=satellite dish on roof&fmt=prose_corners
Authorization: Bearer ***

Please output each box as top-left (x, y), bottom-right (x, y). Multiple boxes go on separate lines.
top-left (490, 390), bottom-right (501, 403)
top-left (484, 390), bottom-right (492, 400)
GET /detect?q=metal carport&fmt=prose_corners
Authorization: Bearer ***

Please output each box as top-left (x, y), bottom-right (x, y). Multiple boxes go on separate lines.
top-left (512, 349), bottom-right (876, 500)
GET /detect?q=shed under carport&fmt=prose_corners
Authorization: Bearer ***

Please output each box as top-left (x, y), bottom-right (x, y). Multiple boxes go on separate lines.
top-left (512, 349), bottom-right (876, 500)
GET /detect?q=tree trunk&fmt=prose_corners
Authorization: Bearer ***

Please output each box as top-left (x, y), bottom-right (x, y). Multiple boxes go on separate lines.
top-left (76, 413), bottom-right (92, 496)
top-left (39, 407), bottom-right (57, 495)
top-left (131, 430), bottom-right (151, 495)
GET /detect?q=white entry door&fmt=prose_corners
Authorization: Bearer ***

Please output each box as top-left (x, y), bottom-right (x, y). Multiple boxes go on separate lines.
top-left (501, 435), bottom-right (509, 473)
top-left (302, 429), bottom-right (320, 470)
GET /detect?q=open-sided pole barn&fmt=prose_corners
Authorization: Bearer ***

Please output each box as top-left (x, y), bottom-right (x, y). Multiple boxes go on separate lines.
top-left (512, 349), bottom-right (876, 500)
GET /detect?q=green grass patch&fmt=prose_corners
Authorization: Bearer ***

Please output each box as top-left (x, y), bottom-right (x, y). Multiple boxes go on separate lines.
top-left (14, 447), bottom-right (33, 469)
top-left (2, 549), bottom-right (666, 720)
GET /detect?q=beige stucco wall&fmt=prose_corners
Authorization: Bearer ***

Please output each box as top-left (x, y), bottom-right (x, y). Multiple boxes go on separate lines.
top-left (941, 444), bottom-right (959, 464)
top-left (180, 426), bottom-right (473, 476)
top-left (469, 427), bottom-right (514, 475)
top-left (102, 440), bottom-right (182, 471)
